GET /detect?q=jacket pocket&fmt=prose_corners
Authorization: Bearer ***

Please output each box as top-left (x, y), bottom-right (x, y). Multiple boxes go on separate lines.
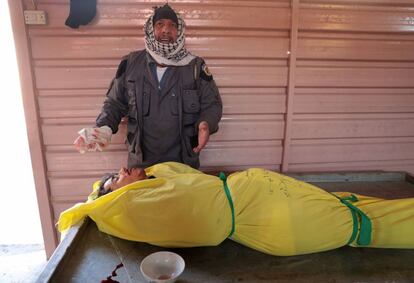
top-left (126, 81), bottom-right (138, 118)
top-left (126, 122), bottom-right (138, 153)
top-left (182, 89), bottom-right (200, 126)
top-left (182, 90), bottom-right (200, 113)
top-left (170, 92), bottom-right (179, 116)
top-left (183, 125), bottom-right (198, 156)
top-left (142, 92), bottom-right (150, 116)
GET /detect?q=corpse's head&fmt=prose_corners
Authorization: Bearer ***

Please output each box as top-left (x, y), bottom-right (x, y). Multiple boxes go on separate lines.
top-left (97, 167), bottom-right (147, 196)
top-left (152, 4), bottom-right (178, 44)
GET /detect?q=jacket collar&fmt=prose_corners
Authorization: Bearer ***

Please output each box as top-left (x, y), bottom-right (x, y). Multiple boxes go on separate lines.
top-left (144, 53), bottom-right (159, 90)
top-left (145, 52), bottom-right (180, 96)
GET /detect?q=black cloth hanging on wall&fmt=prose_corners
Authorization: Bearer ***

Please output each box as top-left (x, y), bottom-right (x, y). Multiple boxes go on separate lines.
top-left (65, 0), bottom-right (97, 29)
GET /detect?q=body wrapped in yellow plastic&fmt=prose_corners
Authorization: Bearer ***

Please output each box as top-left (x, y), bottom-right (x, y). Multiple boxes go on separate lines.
top-left (57, 162), bottom-right (414, 256)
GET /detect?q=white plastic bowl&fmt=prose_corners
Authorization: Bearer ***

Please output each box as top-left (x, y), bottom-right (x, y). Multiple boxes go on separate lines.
top-left (140, 251), bottom-right (185, 283)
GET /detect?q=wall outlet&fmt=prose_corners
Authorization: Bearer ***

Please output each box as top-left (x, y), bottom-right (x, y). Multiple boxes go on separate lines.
top-left (24, 10), bottom-right (47, 25)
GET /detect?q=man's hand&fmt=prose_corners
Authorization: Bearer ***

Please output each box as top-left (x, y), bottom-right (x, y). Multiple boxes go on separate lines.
top-left (193, 121), bottom-right (210, 154)
top-left (74, 126), bottom-right (112, 153)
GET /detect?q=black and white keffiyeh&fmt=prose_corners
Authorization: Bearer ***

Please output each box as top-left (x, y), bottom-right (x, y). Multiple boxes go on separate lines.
top-left (144, 13), bottom-right (195, 66)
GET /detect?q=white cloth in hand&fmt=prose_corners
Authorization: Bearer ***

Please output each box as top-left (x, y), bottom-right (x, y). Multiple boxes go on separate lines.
top-left (76, 126), bottom-right (112, 153)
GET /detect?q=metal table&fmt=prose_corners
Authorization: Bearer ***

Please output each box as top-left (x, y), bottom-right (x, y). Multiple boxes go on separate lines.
top-left (37, 172), bottom-right (414, 283)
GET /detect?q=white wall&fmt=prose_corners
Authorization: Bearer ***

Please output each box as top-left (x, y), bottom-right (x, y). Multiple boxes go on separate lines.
top-left (0, 1), bottom-right (43, 245)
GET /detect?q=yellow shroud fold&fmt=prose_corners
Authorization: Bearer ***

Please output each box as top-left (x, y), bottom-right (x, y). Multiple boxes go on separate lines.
top-left (57, 162), bottom-right (414, 256)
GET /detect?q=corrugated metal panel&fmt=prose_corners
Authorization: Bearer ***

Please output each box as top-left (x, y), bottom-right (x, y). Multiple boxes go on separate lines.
top-left (13, 0), bottom-right (414, 253)
top-left (291, 0), bottom-right (414, 173)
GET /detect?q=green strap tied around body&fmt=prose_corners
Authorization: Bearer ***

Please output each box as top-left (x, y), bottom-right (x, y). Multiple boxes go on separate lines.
top-left (333, 194), bottom-right (372, 246)
top-left (219, 172), bottom-right (235, 238)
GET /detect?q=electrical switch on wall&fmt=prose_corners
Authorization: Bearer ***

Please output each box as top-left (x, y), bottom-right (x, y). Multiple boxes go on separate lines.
top-left (24, 10), bottom-right (47, 25)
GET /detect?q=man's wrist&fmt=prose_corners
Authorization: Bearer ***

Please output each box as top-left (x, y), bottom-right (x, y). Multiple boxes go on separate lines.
top-left (99, 125), bottom-right (113, 135)
top-left (199, 121), bottom-right (209, 129)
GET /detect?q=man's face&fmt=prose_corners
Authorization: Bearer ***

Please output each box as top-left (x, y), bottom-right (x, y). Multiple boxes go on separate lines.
top-left (154, 19), bottom-right (178, 44)
top-left (103, 167), bottom-right (147, 191)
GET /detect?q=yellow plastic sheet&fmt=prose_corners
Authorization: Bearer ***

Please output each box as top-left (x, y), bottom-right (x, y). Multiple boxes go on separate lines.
top-left (58, 162), bottom-right (414, 256)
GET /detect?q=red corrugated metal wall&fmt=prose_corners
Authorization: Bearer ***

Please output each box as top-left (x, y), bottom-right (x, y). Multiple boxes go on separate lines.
top-left (292, 0), bottom-right (414, 173)
top-left (12, 0), bottom-right (414, 255)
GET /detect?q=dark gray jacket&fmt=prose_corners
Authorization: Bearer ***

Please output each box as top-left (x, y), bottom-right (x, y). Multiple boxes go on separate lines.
top-left (96, 50), bottom-right (222, 168)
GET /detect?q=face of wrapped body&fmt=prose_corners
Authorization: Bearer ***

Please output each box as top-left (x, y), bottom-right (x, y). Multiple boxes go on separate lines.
top-left (103, 167), bottom-right (148, 191)
top-left (58, 162), bottom-right (414, 256)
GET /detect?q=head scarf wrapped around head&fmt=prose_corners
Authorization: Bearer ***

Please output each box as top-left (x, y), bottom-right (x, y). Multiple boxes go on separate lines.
top-left (144, 5), bottom-right (195, 66)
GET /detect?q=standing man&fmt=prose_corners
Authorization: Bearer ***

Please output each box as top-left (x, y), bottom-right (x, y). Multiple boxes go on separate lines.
top-left (74, 4), bottom-right (222, 169)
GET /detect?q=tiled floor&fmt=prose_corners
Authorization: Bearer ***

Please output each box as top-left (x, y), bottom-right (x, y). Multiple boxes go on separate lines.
top-left (0, 244), bottom-right (46, 283)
